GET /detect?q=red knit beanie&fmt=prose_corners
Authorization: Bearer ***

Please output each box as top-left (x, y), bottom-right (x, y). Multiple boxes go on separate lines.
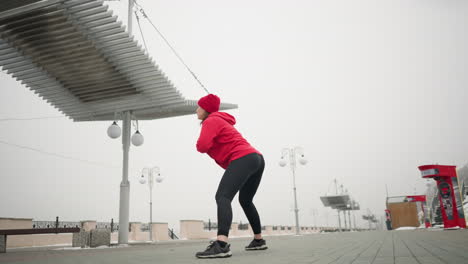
top-left (197, 94), bottom-right (220, 113)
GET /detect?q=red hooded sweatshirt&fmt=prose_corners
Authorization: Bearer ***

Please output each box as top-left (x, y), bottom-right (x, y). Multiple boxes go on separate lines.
top-left (196, 112), bottom-right (261, 169)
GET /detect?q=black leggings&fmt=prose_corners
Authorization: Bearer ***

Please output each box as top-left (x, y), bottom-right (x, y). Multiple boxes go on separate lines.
top-left (215, 153), bottom-right (265, 237)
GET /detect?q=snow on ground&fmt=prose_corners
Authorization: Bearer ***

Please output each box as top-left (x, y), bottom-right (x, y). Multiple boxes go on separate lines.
top-left (54, 244), bottom-right (129, 251)
top-left (394, 227), bottom-right (418, 231)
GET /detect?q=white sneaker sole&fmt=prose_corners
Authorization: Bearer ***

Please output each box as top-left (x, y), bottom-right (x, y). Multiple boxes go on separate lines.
top-left (245, 245), bottom-right (268, 250)
top-left (196, 251), bottom-right (232, 258)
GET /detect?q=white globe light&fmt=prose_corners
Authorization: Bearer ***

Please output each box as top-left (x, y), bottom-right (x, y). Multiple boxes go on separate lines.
top-left (139, 175), bottom-right (146, 184)
top-left (279, 159), bottom-right (287, 167)
top-left (107, 121), bottom-right (121, 139)
top-left (131, 130), bottom-right (144, 146)
top-left (155, 174), bottom-right (164, 183)
top-left (299, 156), bottom-right (307, 165)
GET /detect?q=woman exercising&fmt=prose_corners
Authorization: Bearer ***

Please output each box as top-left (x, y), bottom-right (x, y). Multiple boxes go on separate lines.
top-left (195, 94), bottom-right (267, 258)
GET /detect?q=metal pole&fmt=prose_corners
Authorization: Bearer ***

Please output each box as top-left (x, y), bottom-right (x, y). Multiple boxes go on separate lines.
top-left (337, 210), bottom-right (342, 232)
top-left (344, 210), bottom-right (347, 230)
top-left (149, 170), bottom-right (154, 241)
top-left (117, 0), bottom-right (134, 245)
top-left (127, 0), bottom-right (134, 36)
top-left (354, 203), bottom-right (357, 230)
top-left (292, 167), bottom-right (300, 235)
top-left (352, 202), bottom-right (357, 230)
top-left (353, 210), bottom-right (357, 230)
top-left (313, 209), bottom-right (317, 229)
top-left (348, 210), bottom-right (351, 231)
top-left (290, 150), bottom-right (300, 235)
top-left (348, 210), bottom-right (352, 231)
top-left (118, 111), bottom-right (131, 244)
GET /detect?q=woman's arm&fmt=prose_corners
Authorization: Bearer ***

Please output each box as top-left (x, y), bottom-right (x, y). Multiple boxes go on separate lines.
top-left (196, 118), bottom-right (220, 153)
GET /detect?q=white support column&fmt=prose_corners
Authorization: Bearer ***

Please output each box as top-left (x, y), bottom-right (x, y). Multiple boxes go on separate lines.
top-left (118, 0), bottom-right (134, 245)
top-left (118, 111), bottom-right (131, 244)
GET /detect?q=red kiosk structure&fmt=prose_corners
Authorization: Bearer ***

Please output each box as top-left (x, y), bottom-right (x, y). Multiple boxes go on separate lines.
top-left (418, 165), bottom-right (466, 229)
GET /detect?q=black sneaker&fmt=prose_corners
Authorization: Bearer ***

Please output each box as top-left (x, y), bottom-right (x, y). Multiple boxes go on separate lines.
top-left (195, 241), bottom-right (232, 258)
top-left (245, 239), bottom-right (268, 250)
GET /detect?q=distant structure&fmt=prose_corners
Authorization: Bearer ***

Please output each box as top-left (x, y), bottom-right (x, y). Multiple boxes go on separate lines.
top-left (320, 179), bottom-right (360, 231)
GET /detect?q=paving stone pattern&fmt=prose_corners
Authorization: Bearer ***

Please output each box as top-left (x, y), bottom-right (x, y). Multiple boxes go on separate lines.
top-left (0, 230), bottom-right (467, 264)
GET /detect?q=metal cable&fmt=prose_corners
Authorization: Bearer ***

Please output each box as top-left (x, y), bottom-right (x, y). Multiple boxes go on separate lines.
top-left (0, 116), bottom-right (65, 122)
top-left (0, 139), bottom-right (118, 169)
top-left (134, 0), bottom-right (210, 94)
top-left (134, 10), bottom-right (149, 52)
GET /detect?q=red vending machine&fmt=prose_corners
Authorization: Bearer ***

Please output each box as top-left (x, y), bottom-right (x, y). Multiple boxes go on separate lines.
top-left (418, 165), bottom-right (466, 229)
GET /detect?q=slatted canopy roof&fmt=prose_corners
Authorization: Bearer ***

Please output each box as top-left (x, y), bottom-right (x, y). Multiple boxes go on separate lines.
top-left (0, 0), bottom-right (237, 121)
top-left (320, 195), bottom-right (351, 209)
top-left (321, 195), bottom-right (360, 211)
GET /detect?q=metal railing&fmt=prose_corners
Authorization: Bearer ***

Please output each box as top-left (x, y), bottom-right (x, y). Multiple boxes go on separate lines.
top-left (168, 228), bottom-right (178, 239)
top-left (96, 222), bottom-right (113, 230)
top-left (204, 220), bottom-right (218, 231)
top-left (238, 223), bottom-right (249, 230)
top-left (141, 223), bottom-right (149, 232)
top-left (30, 217), bottom-right (182, 240)
top-left (32, 217), bottom-right (80, 229)
top-left (33, 221), bottom-right (80, 229)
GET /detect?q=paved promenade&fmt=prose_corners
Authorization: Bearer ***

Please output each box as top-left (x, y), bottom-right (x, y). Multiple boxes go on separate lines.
top-left (1, 229), bottom-right (467, 264)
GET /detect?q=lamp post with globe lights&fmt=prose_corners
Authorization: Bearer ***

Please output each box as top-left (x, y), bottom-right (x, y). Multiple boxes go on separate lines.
top-left (139, 166), bottom-right (163, 242)
top-left (103, 0), bottom-right (145, 244)
top-left (107, 113), bottom-right (145, 244)
top-left (279, 147), bottom-right (307, 235)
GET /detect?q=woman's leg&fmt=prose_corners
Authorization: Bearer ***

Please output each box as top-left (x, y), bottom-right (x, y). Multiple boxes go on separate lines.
top-left (215, 154), bottom-right (261, 241)
top-left (239, 154), bottom-right (265, 237)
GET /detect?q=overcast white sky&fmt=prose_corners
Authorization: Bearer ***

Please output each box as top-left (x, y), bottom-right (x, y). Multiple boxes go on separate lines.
top-left (1, 0), bottom-right (468, 231)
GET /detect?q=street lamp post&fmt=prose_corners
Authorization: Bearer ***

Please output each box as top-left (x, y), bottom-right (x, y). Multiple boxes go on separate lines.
top-left (107, 111), bottom-right (145, 244)
top-left (311, 209), bottom-right (318, 229)
top-left (279, 147), bottom-right (307, 235)
top-left (352, 201), bottom-right (358, 230)
top-left (139, 166), bottom-right (163, 242)
top-left (347, 203), bottom-right (352, 232)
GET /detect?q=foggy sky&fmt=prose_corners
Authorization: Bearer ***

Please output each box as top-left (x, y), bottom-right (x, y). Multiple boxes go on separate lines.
top-left (1, 0), bottom-right (467, 231)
